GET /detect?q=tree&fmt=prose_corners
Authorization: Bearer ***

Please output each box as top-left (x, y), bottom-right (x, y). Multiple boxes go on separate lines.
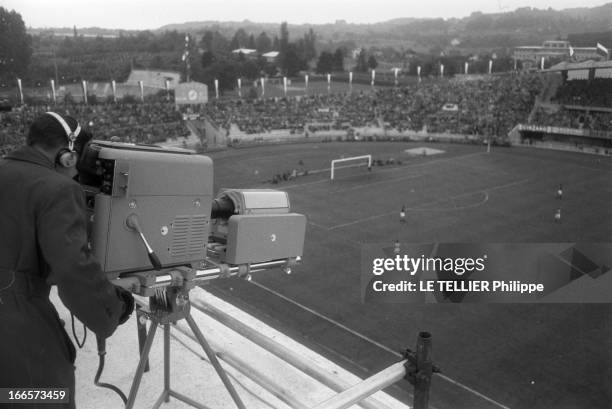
top-left (278, 22), bottom-right (289, 73)
top-left (315, 51), bottom-right (334, 74)
top-left (200, 30), bottom-right (230, 55)
top-left (283, 44), bottom-right (306, 76)
top-left (367, 55), bottom-right (378, 70)
top-left (255, 32), bottom-right (272, 52)
top-left (201, 51), bottom-right (216, 68)
top-left (333, 49), bottom-right (344, 71)
top-left (230, 28), bottom-right (249, 50)
top-left (0, 7), bottom-right (32, 81)
top-left (279, 22), bottom-right (289, 54)
top-left (303, 28), bottom-right (317, 61)
top-left (354, 49), bottom-right (368, 72)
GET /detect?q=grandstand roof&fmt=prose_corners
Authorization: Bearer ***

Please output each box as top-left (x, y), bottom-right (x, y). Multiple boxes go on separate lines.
top-left (545, 60), bottom-right (612, 72)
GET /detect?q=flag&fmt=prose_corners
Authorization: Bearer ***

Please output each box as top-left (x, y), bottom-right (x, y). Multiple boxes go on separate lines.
top-left (82, 80), bottom-right (88, 104)
top-left (50, 79), bottom-right (56, 103)
top-left (283, 76), bottom-right (287, 96)
top-left (237, 78), bottom-right (242, 98)
top-left (215, 79), bottom-right (219, 99)
top-left (596, 43), bottom-right (609, 58)
top-left (138, 80), bottom-right (144, 102)
top-left (111, 80), bottom-right (117, 102)
top-left (371, 69), bottom-right (375, 87)
top-left (465, 61), bottom-right (469, 75)
top-left (260, 77), bottom-right (265, 97)
top-left (17, 78), bottom-right (23, 105)
top-left (488, 59), bottom-right (493, 75)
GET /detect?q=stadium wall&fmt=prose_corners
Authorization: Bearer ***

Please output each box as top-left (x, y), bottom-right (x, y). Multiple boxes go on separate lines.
top-left (513, 123), bottom-right (612, 155)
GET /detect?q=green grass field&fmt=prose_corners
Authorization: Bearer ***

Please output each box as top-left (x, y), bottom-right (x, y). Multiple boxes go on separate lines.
top-left (208, 142), bottom-right (612, 409)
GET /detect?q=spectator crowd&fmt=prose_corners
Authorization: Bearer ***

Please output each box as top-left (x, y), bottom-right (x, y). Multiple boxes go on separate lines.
top-left (198, 72), bottom-right (542, 138)
top-left (1, 100), bottom-right (187, 156)
top-left (3, 72), bottom-right (612, 158)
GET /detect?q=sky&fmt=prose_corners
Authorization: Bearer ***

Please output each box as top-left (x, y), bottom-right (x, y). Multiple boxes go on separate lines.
top-left (2, 0), bottom-right (610, 30)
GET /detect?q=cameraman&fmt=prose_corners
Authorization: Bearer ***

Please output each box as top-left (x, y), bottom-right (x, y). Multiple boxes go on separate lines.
top-left (0, 112), bottom-right (134, 408)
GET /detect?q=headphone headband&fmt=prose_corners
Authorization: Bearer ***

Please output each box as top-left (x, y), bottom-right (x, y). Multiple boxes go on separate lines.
top-left (46, 112), bottom-right (81, 150)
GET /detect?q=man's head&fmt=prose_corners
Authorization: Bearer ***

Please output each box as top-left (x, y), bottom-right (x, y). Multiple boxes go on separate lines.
top-left (27, 112), bottom-right (92, 177)
top-left (27, 112), bottom-right (81, 152)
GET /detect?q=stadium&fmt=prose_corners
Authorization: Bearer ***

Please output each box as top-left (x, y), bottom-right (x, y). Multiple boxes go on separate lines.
top-left (1, 8), bottom-right (612, 409)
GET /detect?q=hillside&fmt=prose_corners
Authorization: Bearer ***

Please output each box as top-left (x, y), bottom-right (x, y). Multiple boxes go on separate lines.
top-left (153, 3), bottom-right (612, 51)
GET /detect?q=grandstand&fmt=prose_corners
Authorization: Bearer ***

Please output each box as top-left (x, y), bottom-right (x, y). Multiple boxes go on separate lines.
top-left (510, 60), bottom-right (612, 153)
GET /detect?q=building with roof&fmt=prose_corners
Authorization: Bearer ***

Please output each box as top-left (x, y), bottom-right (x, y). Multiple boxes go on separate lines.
top-left (231, 48), bottom-right (257, 56)
top-left (262, 51), bottom-right (279, 63)
top-left (514, 40), bottom-right (605, 69)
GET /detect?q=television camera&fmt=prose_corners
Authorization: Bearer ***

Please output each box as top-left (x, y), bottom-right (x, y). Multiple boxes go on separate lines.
top-left (78, 140), bottom-right (306, 292)
top-left (77, 140), bottom-right (306, 408)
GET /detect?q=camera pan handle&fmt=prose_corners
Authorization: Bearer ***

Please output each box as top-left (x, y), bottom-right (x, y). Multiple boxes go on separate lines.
top-left (125, 214), bottom-right (162, 271)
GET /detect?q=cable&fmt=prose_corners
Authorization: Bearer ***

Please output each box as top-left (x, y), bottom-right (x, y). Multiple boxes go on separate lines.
top-left (93, 336), bottom-right (127, 405)
top-left (70, 313), bottom-right (87, 348)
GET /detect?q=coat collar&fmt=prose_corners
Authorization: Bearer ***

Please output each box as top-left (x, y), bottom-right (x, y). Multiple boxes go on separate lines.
top-left (5, 145), bottom-right (55, 169)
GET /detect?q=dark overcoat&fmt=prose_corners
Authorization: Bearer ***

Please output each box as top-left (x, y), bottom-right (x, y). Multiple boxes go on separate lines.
top-left (0, 146), bottom-right (126, 408)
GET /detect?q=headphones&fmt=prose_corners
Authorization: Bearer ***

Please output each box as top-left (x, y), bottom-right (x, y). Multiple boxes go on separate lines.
top-left (46, 111), bottom-right (82, 168)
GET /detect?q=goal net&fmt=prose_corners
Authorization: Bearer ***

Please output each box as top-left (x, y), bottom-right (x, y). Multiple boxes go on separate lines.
top-left (330, 154), bottom-right (372, 180)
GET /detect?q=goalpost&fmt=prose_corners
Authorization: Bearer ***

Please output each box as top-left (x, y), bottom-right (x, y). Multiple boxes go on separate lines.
top-left (330, 154), bottom-right (372, 180)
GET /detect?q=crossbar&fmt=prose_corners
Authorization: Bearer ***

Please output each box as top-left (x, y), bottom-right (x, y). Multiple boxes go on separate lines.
top-left (330, 155), bottom-right (372, 180)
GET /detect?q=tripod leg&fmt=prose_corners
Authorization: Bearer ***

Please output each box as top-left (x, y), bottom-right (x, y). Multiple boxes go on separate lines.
top-left (136, 306), bottom-right (150, 372)
top-left (185, 313), bottom-right (246, 409)
top-left (164, 323), bottom-right (170, 403)
top-left (126, 320), bottom-right (159, 409)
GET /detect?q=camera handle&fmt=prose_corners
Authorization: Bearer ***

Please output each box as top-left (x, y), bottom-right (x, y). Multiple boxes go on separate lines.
top-left (125, 214), bottom-right (162, 271)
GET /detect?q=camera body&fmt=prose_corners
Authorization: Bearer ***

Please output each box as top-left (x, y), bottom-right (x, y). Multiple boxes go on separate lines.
top-left (79, 141), bottom-right (305, 280)
top-left (80, 141), bottom-right (213, 278)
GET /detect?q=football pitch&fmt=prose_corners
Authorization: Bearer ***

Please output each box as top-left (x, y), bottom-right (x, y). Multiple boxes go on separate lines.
top-left (207, 142), bottom-right (612, 409)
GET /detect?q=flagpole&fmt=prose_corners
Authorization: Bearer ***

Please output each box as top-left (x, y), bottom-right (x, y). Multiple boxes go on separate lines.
top-left (17, 78), bottom-right (23, 105)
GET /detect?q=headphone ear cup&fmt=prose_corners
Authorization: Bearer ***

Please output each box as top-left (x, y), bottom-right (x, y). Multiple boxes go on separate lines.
top-left (56, 149), bottom-right (78, 168)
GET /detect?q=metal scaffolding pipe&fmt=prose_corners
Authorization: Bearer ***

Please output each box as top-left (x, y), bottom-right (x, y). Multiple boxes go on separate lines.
top-left (191, 298), bottom-right (397, 409)
top-left (310, 361), bottom-right (407, 409)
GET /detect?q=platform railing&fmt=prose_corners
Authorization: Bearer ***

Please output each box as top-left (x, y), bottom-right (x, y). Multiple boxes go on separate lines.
top-left (192, 297), bottom-right (437, 409)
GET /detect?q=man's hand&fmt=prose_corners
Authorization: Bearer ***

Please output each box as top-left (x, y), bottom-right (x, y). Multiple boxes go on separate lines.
top-left (115, 287), bottom-right (135, 325)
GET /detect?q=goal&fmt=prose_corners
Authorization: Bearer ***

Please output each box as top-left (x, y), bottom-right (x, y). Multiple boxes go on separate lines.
top-left (330, 154), bottom-right (372, 180)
